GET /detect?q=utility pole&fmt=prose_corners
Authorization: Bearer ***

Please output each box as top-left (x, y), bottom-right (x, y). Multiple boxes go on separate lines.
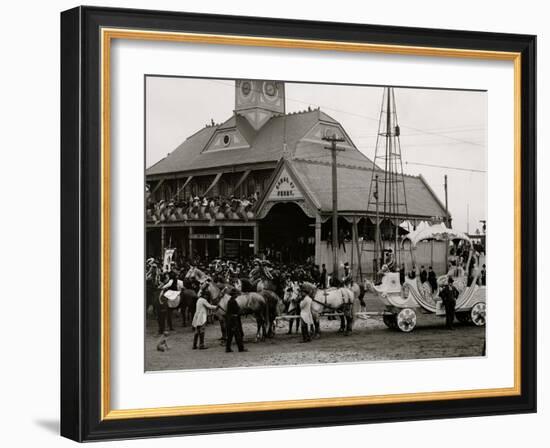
top-left (467, 203), bottom-right (470, 234)
top-left (444, 174), bottom-right (449, 227)
top-left (374, 174), bottom-right (380, 276)
top-left (323, 134), bottom-right (345, 282)
top-left (443, 174), bottom-right (449, 271)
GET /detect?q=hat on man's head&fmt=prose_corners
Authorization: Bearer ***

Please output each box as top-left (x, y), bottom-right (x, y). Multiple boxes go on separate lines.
top-left (227, 287), bottom-right (240, 298)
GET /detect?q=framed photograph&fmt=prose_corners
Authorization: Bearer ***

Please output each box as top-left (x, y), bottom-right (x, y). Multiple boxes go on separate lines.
top-left (60, 6), bottom-right (536, 441)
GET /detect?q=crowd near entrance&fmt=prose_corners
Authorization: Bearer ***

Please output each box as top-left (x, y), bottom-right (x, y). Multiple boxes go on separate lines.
top-left (259, 202), bottom-right (314, 263)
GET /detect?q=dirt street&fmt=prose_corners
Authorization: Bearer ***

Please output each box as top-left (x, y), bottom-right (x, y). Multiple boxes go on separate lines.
top-left (145, 294), bottom-right (485, 371)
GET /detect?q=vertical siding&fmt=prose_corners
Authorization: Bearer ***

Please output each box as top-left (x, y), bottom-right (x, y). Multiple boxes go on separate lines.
top-left (318, 240), bottom-right (448, 279)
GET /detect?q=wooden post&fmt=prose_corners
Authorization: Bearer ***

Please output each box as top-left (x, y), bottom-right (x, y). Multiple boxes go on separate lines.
top-left (444, 175), bottom-right (449, 271)
top-left (253, 222), bottom-right (259, 256)
top-left (188, 226), bottom-right (193, 260)
top-left (323, 135), bottom-right (345, 280)
top-left (160, 226), bottom-right (165, 256)
top-left (219, 226), bottom-right (223, 258)
top-left (352, 216), bottom-right (362, 281)
top-left (315, 214), bottom-right (322, 266)
top-left (350, 217), bottom-right (355, 279)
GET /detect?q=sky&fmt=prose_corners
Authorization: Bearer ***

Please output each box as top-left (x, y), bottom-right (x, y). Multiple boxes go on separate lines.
top-left (146, 77), bottom-right (487, 234)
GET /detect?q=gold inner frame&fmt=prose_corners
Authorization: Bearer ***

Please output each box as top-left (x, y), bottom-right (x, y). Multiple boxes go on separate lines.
top-left (100, 27), bottom-right (522, 421)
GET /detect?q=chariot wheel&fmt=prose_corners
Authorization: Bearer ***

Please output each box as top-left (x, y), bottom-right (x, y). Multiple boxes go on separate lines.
top-left (396, 308), bottom-right (417, 332)
top-left (470, 302), bottom-right (486, 326)
top-left (456, 312), bottom-right (472, 324)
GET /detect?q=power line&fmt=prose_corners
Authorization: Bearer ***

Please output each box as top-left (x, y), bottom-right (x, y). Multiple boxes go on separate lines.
top-left (206, 79), bottom-right (485, 147)
top-left (404, 161), bottom-right (486, 173)
top-left (352, 126), bottom-right (486, 138)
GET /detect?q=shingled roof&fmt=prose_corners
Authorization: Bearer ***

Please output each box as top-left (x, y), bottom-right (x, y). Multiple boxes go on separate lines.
top-left (290, 159), bottom-right (447, 218)
top-left (146, 107), bottom-right (446, 219)
top-left (146, 108), bottom-right (375, 176)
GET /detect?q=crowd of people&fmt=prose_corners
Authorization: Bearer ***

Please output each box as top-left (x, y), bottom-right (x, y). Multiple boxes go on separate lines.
top-left (146, 193), bottom-right (259, 224)
top-left (146, 255), bottom-right (337, 351)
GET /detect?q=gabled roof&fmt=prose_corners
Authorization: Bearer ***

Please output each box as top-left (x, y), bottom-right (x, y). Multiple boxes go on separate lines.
top-left (290, 159), bottom-right (447, 218)
top-left (146, 108), bottom-right (375, 176)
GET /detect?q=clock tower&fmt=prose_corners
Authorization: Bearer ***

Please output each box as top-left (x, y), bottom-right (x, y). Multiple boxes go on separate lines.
top-left (235, 80), bottom-right (285, 131)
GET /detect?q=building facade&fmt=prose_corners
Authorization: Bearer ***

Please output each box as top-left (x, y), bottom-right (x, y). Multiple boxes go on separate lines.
top-left (146, 80), bottom-right (449, 275)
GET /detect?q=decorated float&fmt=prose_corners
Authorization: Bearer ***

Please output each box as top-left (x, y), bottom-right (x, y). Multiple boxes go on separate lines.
top-left (366, 223), bottom-right (486, 332)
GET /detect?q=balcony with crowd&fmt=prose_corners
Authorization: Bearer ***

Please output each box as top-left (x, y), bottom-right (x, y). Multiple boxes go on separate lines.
top-left (146, 194), bottom-right (258, 224)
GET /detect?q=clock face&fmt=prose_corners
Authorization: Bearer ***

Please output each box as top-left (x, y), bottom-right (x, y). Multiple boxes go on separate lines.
top-left (263, 81), bottom-right (277, 98)
top-left (241, 81), bottom-right (251, 97)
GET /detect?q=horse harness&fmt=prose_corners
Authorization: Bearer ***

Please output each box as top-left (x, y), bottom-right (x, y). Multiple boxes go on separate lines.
top-left (311, 288), bottom-right (352, 313)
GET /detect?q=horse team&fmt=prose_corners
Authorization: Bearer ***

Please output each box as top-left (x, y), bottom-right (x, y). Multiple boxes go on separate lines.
top-left (150, 265), bottom-right (367, 343)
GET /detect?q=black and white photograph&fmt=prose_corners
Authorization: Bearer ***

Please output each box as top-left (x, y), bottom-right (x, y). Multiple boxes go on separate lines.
top-left (144, 77), bottom-right (487, 371)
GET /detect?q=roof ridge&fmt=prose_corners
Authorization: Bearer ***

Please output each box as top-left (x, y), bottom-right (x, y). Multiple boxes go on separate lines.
top-left (293, 157), bottom-right (423, 179)
top-left (184, 123), bottom-right (219, 141)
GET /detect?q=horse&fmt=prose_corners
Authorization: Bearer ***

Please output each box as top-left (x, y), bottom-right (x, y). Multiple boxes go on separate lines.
top-left (347, 281), bottom-right (367, 309)
top-left (185, 266), bottom-right (225, 303)
top-left (302, 282), bottom-right (355, 336)
top-left (281, 281), bottom-right (301, 334)
top-left (214, 289), bottom-right (270, 341)
top-left (178, 283), bottom-right (198, 327)
top-left (259, 289), bottom-right (280, 337)
top-left (222, 278), bottom-right (279, 338)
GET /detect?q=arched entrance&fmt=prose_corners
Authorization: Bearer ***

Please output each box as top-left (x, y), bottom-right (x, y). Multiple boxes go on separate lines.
top-left (259, 202), bottom-right (314, 263)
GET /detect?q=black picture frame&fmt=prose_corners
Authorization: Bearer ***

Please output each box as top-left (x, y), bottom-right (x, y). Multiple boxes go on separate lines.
top-left (61, 5), bottom-right (536, 442)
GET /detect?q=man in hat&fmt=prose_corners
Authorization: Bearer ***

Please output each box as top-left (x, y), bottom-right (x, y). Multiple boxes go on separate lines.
top-left (158, 271), bottom-right (181, 334)
top-left (320, 264), bottom-right (328, 289)
top-left (145, 260), bottom-right (160, 317)
top-left (439, 276), bottom-right (459, 330)
top-left (225, 288), bottom-right (247, 353)
top-left (342, 262), bottom-right (352, 287)
top-left (384, 249), bottom-right (395, 271)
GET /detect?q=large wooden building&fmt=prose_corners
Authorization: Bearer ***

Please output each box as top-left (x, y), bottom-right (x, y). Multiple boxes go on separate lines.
top-left (146, 80), bottom-right (449, 274)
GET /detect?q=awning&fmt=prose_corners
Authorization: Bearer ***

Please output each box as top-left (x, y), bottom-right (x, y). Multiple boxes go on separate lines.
top-left (403, 223), bottom-right (471, 248)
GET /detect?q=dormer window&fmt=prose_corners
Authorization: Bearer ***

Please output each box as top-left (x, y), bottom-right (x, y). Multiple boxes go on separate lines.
top-left (324, 127), bottom-right (341, 139)
top-left (223, 134), bottom-right (231, 146)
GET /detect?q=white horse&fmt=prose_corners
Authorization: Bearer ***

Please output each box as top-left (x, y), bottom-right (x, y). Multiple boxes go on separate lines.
top-left (302, 282), bottom-right (355, 336)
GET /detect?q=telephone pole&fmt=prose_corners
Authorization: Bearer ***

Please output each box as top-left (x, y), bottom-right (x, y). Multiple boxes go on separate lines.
top-left (444, 174), bottom-right (449, 226)
top-left (374, 174), bottom-right (380, 275)
top-left (323, 134), bottom-right (345, 282)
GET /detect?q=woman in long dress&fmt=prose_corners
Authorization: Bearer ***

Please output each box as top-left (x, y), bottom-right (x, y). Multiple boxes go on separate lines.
top-left (299, 287), bottom-right (314, 343)
top-left (191, 290), bottom-right (218, 350)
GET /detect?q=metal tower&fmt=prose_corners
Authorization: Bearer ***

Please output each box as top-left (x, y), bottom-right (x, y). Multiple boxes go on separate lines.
top-left (366, 87), bottom-right (410, 272)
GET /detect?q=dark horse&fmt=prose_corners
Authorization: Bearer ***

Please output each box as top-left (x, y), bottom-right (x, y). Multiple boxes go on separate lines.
top-left (178, 279), bottom-right (198, 327)
top-left (214, 289), bottom-right (271, 341)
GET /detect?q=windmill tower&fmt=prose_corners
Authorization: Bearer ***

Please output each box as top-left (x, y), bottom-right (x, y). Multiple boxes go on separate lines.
top-left (366, 87), bottom-right (410, 273)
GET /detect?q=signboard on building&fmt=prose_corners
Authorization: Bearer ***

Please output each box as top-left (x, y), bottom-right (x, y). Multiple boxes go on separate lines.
top-left (268, 167), bottom-right (303, 201)
top-left (189, 234), bottom-right (221, 240)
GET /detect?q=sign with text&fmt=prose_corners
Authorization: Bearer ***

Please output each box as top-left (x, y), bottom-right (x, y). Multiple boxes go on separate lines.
top-left (268, 167), bottom-right (304, 201)
top-left (190, 234), bottom-right (220, 240)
